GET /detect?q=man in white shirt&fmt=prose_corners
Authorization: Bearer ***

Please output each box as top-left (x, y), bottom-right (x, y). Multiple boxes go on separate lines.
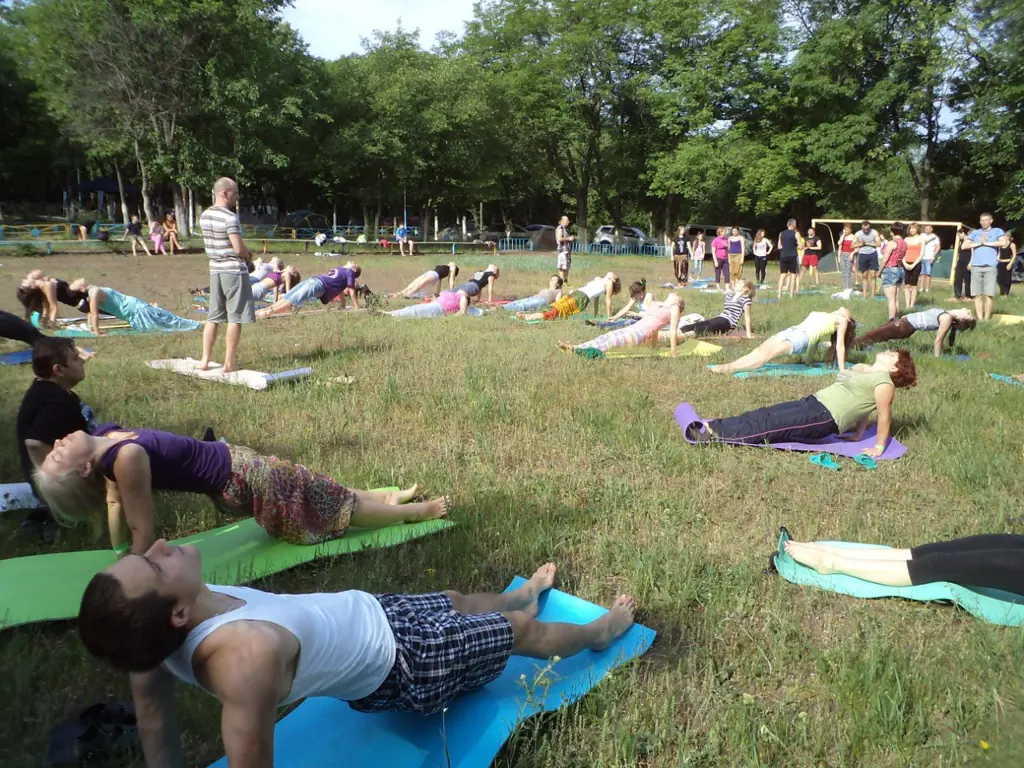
top-left (77, 540), bottom-right (636, 767)
top-left (919, 225), bottom-right (941, 294)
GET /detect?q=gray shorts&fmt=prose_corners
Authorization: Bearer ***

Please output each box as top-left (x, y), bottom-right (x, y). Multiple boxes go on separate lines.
top-left (208, 272), bottom-right (256, 324)
top-left (970, 265), bottom-right (996, 297)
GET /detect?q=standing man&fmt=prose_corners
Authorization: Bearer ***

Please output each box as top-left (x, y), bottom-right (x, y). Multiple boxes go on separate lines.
top-left (777, 219), bottom-right (801, 299)
top-left (16, 338), bottom-right (96, 540)
top-left (855, 220), bottom-right (881, 300)
top-left (961, 212), bottom-right (1007, 321)
top-left (555, 216), bottom-right (575, 285)
top-left (199, 177), bottom-right (254, 373)
top-left (919, 224), bottom-right (941, 294)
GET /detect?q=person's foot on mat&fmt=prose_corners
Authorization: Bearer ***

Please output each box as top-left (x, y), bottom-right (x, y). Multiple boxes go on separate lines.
top-left (783, 540), bottom-right (833, 575)
top-left (385, 485), bottom-right (419, 505)
top-left (402, 495), bottom-right (452, 523)
top-left (520, 563), bottom-right (558, 618)
top-left (591, 595), bottom-right (637, 651)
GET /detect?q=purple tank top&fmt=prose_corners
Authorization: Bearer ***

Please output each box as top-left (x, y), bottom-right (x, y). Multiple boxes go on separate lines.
top-left (94, 424), bottom-right (232, 495)
top-left (318, 268), bottom-right (356, 304)
top-left (267, 271), bottom-right (282, 285)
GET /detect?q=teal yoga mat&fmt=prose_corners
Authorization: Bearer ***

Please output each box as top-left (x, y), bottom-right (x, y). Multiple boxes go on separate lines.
top-left (0, 491), bottom-right (452, 630)
top-left (990, 373), bottom-right (1024, 387)
top-left (773, 529), bottom-right (1024, 625)
top-left (208, 577), bottom-right (656, 768)
top-left (731, 363), bottom-right (845, 379)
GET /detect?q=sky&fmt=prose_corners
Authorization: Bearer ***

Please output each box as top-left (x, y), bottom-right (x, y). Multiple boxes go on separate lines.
top-left (282, 0), bottom-right (478, 59)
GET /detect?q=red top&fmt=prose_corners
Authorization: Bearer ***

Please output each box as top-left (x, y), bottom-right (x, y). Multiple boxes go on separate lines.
top-left (885, 236), bottom-right (906, 269)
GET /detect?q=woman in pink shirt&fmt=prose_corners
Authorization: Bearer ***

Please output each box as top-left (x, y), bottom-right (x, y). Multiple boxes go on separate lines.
top-left (711, 227), bottom-right (730, 287)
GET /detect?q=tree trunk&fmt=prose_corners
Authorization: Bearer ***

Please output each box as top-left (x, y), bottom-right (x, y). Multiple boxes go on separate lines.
top-left (576, 191), bottom-right (589, 244)
top-left (134, 140), bottom-right (156, 224)
top-left (113, 162), bottom-right (130, 224)
top-left (188, 187), bottom-right (196, 233)
top-left (373, 198), bottom-right (382, 239)
top-left (173, 183), bottom-right (188, 237)
top-left (662, 194), bottom-right (674, 246)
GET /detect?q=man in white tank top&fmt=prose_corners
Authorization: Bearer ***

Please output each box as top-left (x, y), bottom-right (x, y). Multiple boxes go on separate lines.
top-left (77, 539), bottom-right (636, 766)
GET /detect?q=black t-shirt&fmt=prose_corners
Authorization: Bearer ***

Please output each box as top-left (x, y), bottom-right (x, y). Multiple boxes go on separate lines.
top-left (16, 380), bottom-right (96, 486)
top-left (806, 237), bottom-right (822, 253)
top-left (54, 280), bottom-right (90, 312)
top-left (471, 271), bottom-right (496, 290)
top-left (673, 237), bottom-right (688, 256)
top-left (127, 221), bottom-right (143, 235)
top-left (780, 229), bottom-right (799, 259)
top-left (434, 265), bottom-right (451, 280)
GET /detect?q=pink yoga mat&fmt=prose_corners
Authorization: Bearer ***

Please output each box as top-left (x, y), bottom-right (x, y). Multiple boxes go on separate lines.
top-left (674, 402), bottom-right (907, 461)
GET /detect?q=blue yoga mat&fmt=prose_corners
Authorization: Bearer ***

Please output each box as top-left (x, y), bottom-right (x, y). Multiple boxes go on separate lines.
top-left (730, 363), bottom-right (846, 379)
top-left (990, 373), bottom-right (1024, 387)
top-left (208, 578), bottom-right (655, 768)
top-left (773, 529), bottom-right (1024, 625)
top-left (0, 349), bottom-right (33, 365)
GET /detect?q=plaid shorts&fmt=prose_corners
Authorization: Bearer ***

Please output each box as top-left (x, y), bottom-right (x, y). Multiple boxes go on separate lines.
top-left (348, 592), bottom-right (514, 715)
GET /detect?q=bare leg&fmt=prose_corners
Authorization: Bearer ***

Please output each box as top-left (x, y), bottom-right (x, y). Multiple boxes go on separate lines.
top-left (784, 540), bottom-right (912, 586)
top-left (356, 485), bottom-right (419, 505)
top-left (709, 338), bottom-right (790, 374)
top-left (518, 311), bottom-right (544, 321)
top-left (222, 323), bottom-right (242, 373)
top-left (256, 300), bottom-right (296, 319)
top-left (813, 266), bottom-right (819, 285)
top-left (199, 322), bottom-right (219, 369)
top-left (884, 285), bottom-right (899, 319)
top-left (447, 563), bottom-right (558, 616)
top-left (394, 274), bottom-right (435, 298)
top-left (505, 594), bottom-right (636, 658)
top-left (348, 495), bottom-right (451, 527)
top-left (799, 541), bottom-right (914, 560)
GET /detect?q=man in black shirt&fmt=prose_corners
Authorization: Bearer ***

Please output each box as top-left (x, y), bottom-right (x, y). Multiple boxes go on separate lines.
top-left (16, 337), bottom-right (96, 539)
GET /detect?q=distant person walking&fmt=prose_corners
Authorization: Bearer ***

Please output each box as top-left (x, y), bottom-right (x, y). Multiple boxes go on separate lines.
top-left (556, 216), bottom-right (575, 285)
top-left (199, 177), bottom-right (254, 373)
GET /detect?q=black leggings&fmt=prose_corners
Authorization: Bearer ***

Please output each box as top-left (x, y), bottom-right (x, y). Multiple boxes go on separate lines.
top-left (998, 263), bottom-right (1013, 296)
top-left (853, 317), bottom-right (916, 349)
top-left (707, 395), bottom-right (838, 445)
top-left (0, 310), bottom-right (44, 347)
top-left (679, 316), bottom-right (732, 336)
top-left (908, 534), bottom-right (1024, 594)
top-left (754, 257), bottom-right (768, 283)
top-left (953, 257), bottom-right (973, 299)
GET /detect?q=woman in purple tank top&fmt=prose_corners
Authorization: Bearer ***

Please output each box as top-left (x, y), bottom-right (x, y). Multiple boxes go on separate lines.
top-left (30, 426), bottom-right (451, 555)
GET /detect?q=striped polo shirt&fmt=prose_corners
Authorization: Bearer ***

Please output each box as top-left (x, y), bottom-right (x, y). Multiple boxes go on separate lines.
top-left (199, 206), bottom-right (246, 275)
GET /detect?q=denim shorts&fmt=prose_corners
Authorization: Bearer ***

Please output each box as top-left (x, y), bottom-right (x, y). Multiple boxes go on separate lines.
top-left (774, 327), bottom-right (810, 355)
top-left (857, 252), bottom-right (879, 272)
top-left (283, 277), bottom-right (325, 307)
top-left (881, 266), bottom-right (905, 287)
top-left (920, 259), bottom-right (933, 276)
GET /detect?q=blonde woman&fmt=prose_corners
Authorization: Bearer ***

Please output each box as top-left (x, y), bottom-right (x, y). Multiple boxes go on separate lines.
top-left (162, 211), bottom-right (183, 255)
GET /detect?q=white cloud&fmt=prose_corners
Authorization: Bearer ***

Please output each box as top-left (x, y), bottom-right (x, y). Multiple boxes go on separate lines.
top-left (282, 0), bottom-right (478, 59)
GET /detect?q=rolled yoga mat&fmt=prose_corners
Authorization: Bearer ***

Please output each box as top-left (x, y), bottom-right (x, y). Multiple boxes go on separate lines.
top-left (674, 402), bottom-right (908, 460)
top-left (208, 577), bottom-right (656, 768)
top-left (149, 359), bottom-right (312, 391)
top-left (772, 528), bottom-right (1024, 626)
top-left (602, 339), bottom-right (722, 359)
top-left (0, 489), bottom-right (453, 630)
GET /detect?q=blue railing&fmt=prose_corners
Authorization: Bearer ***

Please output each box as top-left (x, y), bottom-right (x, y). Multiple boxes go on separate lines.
top-left (498, 237), bottom-right (532, 252)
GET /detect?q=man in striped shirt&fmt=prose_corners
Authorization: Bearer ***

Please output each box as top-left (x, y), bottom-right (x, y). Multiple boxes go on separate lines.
top-left (198, 177), bottom-right (254, 373)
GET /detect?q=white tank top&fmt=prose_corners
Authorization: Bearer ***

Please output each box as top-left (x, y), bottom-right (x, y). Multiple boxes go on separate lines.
top-left (163, 585), bottom-right (396, 705)
top-left (581, 277), bottom-right (608, 299)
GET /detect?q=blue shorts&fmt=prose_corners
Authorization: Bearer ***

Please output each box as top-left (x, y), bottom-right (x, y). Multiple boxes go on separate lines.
top-left (920, 260), bottom-right (933, 276)
top-left (881, 266), bottom-right (905, 287)
top-left (774, 327), bottom-right (810, 355)
top-left (283, 277), bottom-right (325, 307)
top-left (857, 252), bottom-right (879, 272)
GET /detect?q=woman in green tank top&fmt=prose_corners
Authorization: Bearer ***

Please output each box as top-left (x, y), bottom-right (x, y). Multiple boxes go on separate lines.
top-left (688, 350), bottom-right (917, 457)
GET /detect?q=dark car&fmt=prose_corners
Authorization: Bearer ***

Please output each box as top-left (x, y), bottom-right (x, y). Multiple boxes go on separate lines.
top-left (285, 211), bottom-right (331, 240)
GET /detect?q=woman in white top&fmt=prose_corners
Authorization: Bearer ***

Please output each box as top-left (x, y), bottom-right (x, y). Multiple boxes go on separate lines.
top-left (853, 307), bottom-right (975, 357)
top-left (688, 232), bottom-right (707, 278)
top-left (516, 272), bottom-right (622, 321)
top-left (666, 279), bottom-right (755, 340)
top-left (919, 225), bottom-right (942, 294)
top-left (751, 230), bottom-right (772, 285)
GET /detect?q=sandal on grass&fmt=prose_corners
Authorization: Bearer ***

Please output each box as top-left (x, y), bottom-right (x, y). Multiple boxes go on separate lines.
top-left (854, 453), bottom-right (878, 470)
top-left (809, 452), bottom-right (841, 471)
top-left (47, 701), bottom-right (138, 766)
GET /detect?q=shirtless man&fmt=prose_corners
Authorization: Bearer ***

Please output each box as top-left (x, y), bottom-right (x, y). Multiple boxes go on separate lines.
top-left (78, 541), bottom-right (636, 767)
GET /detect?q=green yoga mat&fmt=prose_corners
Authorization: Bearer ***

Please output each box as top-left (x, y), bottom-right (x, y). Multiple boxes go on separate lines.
top-left (773, 529), bottom-right (1024, 626)
top-left (0, 490), bottom-right (453, 630)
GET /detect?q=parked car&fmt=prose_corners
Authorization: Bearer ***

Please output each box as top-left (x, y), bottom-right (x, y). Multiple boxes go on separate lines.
top-left (592, 225), bottom-right (651, 248)
top-left (436, 223), bottom-right (529, 242)
top-left (682, 223), bottom-right (755, 255)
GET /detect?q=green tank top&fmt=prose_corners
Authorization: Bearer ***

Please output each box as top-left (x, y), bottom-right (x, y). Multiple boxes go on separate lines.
top-left (813, 369), bottom-right (893, 433)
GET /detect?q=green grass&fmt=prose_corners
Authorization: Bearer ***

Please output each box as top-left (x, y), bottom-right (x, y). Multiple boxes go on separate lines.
top-left (1, 252), bottom-right (1024, 766)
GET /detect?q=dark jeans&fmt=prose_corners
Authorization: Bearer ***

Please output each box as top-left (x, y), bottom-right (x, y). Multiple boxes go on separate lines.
top-left (908, 534), bottom-right (1024, 593)
top-left (707, 395), bottom-right (838, 445)
top-left (754, 257), bottom-right (768, 283)
top-left (998, 263), bottom-right (1013, 296)
top-left (680, 316), bottom-right (732, 336)
top-left (0, 310), bottom-right (44, 347)
top-left (954, 258), bottom-right (973, 299)
top-left (853, 317), bottom-right (915, 349)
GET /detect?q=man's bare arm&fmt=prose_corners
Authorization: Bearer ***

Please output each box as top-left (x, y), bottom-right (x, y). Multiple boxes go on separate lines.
top-left (131, 666), bottom-right (183, 768)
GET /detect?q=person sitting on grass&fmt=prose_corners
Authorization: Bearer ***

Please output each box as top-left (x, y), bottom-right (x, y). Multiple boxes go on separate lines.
top-left (17, 273), bottom-right (91, 326)
top-left (690, 349), bottom-right (916, 457)
top-left (779, 532), bottom-right (1024, 594)
top-left (257, 264), bottom-right (363, 318)
top-left (558, 293), bottom-right (682, 359)
top-left (29, 424), bottom-right (451, 556)
top-left (516, 272), bottom-right (622, 322)
top-left (671, 279), bottom-right (754, 340)
top-left (76, 282), bottom-right (202, 336)
top-left (75, 555), bottom-right (636, 767)
top-left (853, 307), bottom-right (976, 358)
top-left (500, 275), bottom-right (564, 313)
top-left (709, 307), bottom-right (855, 375)
top-left (390, 263), bottom-right (460, 298)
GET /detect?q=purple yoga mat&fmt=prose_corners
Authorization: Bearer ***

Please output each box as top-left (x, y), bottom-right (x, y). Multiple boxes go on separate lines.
top-left (673, 402), bottom-right (907, 461)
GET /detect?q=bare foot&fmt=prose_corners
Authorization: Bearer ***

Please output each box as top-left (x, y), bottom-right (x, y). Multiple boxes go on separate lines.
top-left (783, 540), bottom-right (831, 573)
top-left (708, 364), bottom-right (726, 374)
top-left (385, 485), bottom-right (419, 505)
top-left (197, 358), bottom-right (212, 371)
top-left (520, 563), bottom-right (558, 617)
top-left (556, 341), bottom-right (574, 353)
top-left (592, 595), bottom-right (636, 651)
top-left (403, 495), bottom-right (452, 522)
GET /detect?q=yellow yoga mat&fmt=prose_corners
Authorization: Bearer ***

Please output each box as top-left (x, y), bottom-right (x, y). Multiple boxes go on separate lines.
top-left (603, 339), bottom-right (722, 359)
top-left (994, 314), bottom-right (1024, 326)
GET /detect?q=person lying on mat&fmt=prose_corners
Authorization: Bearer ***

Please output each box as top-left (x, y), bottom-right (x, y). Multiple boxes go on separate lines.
top-left (29, 424), bottom-right (451, 555)
top-left (257, 263), bottom-right (363, 318)
top-left (781, 533), bottom-right (1024, 594)
top-left (500, 275), bottom-right (564, 312)
top-left (689, 350), bottom-right (916, 456)
top-left (250, 265), bottom-right (301, 303)
top-left (853, 307), bottom-right (975, 358)
top-left (17, 274), bottom-right (91, 327)
top-left (77, 283), bottom-right (203, 336)
top-left (517, 272), bottom-right (622, 322)
top-left (455, 264), bottom-right (501, 309)
top-left (390, 262), bottom-right (460, 298)
top-left (557, 293), bottom-right (682, 359)
top-left (668, 279), bottom-right (754, 340)
top-left (709, 307), bottom-right (855, 375)
top-left (77, 555), bottom-right (636, 766)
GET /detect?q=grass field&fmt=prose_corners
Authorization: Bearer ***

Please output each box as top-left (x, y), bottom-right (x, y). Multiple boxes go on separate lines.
top-left (1, 251), bottom-right (1024, 767)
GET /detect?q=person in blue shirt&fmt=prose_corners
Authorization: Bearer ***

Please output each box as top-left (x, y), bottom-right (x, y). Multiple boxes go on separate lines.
top-left (396, 225), bottom-right (415, 256)
top-left (961, 212), bottom-right (1008, 321)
